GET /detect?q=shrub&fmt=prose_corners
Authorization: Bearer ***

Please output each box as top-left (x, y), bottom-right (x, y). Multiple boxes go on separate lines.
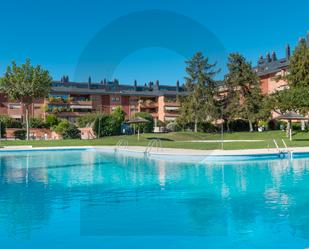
top-left (0, 115), bottom-right (23, 128)
top-left (133, 112), bottom-right (154, 133)
top-left (156, 120), bottom-right (166, 127)
top-left (268, 119), bottom-right (286, 130)
top-left (13, 129), bottom-right (27, 140)
top-left (0, 115), bottom-right (12, 126)
top-left (77, 113), bottom-right (97, 128)
top-left (45, 114), bottom-right (59, 128)
top-left (92, 107), bottom-right (126, 137)
top-left (228, 119), bottom-right (250, 132)
top-left (93, 114), bottom-right (116, 137)
top-left (54, 120), bottom-right (81, 139)
top-left (0, 121), bottom-right (5, 138)
top-left (166, 122), bottom-right (181, 132)
top-left (292, 122), bottom-right (303, 131)
top-left (29, 118), bottom-right (46, 128)
top-left (198, 122), bottom-right (219, 133)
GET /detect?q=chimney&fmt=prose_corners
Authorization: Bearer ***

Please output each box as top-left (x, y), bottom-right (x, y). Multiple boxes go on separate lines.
top-left (306, 30), bottom-right (309, 46)
top-left (103, 78), bottom-right (107, 85)
top-left (176, 80), bottom-right (180, 92)
top-left (286, 44), bottom-right (291, 60)
top-left (154, 80), bottom-right (159, 91)
top-left (271, 51), bottom-right (277, 61)
top-left (88, 76), bottom-right (91, 88)
top-left (266, 52), bottom-right (271, 62)
top-left (134, 80), bottom-right (137, 91)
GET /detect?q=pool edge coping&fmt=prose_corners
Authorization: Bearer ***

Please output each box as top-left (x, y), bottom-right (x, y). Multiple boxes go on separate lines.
top-left (1, 145), bottom-right (309, 156)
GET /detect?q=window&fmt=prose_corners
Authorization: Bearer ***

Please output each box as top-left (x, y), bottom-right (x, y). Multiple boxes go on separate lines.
top-left (9, 104), bottom-right (21, 109)
top-left (111, 96), bottom-right (120, 102)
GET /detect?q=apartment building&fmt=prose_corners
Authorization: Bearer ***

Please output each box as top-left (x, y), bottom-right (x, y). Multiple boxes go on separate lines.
top-left (255, 31), bottom-right (309, 95)
top-left (0, 78), bottom-right (185, 123)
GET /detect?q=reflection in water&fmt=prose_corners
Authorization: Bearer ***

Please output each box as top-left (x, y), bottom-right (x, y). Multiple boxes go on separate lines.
top-left (0, 151), bottom-right (309, 248)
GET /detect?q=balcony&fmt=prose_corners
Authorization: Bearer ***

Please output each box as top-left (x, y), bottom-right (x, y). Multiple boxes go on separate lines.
top-left (140, 102), bottom-right (158, 109)
top-left (164, 102), bottom-right (180, 107)
top-left (164, 106), bottom-right (179, 112)
top-left (7, 103), bottom-right (22, 117)
top-left (71, 100), bottom-right (92, 106)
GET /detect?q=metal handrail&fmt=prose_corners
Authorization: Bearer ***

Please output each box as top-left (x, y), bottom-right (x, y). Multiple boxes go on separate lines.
top-left (273, 139), bottom-right (293, 159)
top-left (115, 139), bottom-right (128, 151)
top-left (273, 139), bottom-right (280, 152)
top-left (145, 139), bottom-right (162, 154)
top-left (282, 139), bottom-right (288, 150)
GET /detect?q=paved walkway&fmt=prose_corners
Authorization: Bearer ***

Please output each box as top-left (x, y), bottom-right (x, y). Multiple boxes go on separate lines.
top-left (182, 140), bottom-right (263, 143)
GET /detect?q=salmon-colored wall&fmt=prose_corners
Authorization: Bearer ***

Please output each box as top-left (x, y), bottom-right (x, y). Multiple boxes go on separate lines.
top-left (121, 96), bottom-right (130, 118)
top-left (260, 70), bottom-right (288, 95)
top-left (157, 96), bottom-right (165, 121)
top-left (6, 128), bottom-right (52, 139)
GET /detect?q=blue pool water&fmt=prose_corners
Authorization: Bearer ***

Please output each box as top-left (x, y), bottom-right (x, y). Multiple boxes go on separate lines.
top-left (0, 149), bottom-right (309, 249)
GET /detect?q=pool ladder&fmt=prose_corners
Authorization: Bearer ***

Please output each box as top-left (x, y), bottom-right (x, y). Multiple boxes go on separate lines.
top-left (273, 139), bottom-right (293, 159)
top-left (145, 139), bottom-right (162, 155)
top-left (114, 139), bottom-right (128, 152)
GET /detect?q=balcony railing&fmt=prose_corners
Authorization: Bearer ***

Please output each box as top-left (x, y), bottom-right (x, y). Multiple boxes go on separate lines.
top-left (56, 111), bottom-right (90, 117)
top-left (71, 100), bottom-right (92, 106)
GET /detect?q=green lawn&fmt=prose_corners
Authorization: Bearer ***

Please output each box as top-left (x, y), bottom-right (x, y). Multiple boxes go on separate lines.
top-left (1, 130), bottom-right (309, 150)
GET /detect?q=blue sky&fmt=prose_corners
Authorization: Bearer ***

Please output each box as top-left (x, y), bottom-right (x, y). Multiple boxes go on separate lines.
top-left (0, 0), bottom-right (308, 84)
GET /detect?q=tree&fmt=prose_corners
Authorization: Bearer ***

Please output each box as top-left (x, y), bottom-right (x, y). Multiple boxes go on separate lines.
top-left (93, 114), bottom-right (115, 137)
top-left (271, 39), bottom-right (309, 115)
top-left (0, 59), bottom-right (52, 140)
top-left (29, 117), bottom-right (46, 128)
top-left (219, 83), bottom-right (239, 132)
top-left (180, 52), bottom-right (219, 132)
top-left (224, 53), bottom-right (266, 131)
top-left (111, 106), bottom-right (126, 133)
top-left (287, 39), bottom-right (309, 88)
top-left (268, 87), bottom-right (309, 115)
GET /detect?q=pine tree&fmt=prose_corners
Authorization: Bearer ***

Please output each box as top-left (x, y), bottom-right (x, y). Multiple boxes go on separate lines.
top-left (271, 38), bottom-right (309, 115)
top-left (179, 52), bottom-right (219, 132)
top-left (224, 53), bottom-right (266, 131)
top-left (287, 39), bottom-right (309, 87)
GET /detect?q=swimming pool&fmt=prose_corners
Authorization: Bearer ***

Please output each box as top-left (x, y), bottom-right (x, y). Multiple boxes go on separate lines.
top-left (0, 149), bottom-right (308, 249)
